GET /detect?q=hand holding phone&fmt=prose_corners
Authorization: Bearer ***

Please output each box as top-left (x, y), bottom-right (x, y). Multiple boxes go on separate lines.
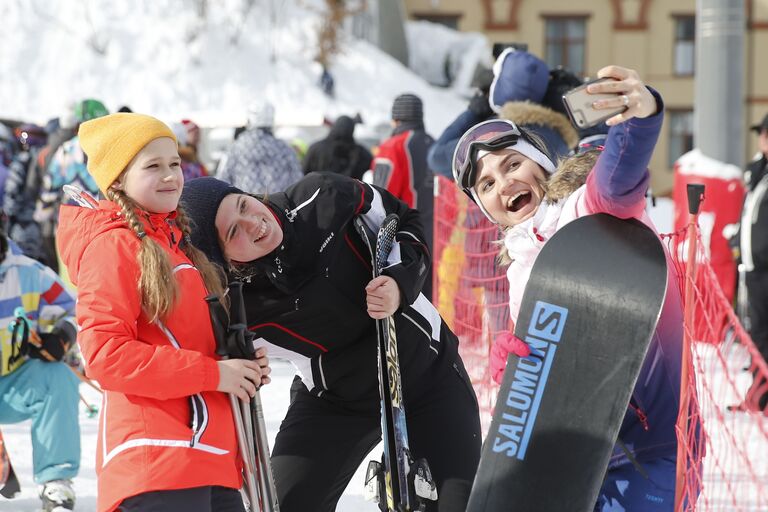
top-left (562, 65), bottom-right (658, 128)
top-left (562, 78), bottom-right (625, 129)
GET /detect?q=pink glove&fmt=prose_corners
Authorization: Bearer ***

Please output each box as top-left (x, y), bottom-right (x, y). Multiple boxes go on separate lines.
top-left (490, 331), bottom-right (531, 385)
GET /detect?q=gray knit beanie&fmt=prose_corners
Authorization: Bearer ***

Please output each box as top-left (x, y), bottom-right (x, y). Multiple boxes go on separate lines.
top-left (391, 94), bottom-right (423, 122)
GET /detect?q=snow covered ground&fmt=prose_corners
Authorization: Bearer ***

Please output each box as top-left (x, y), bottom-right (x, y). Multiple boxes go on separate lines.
top-left (3, 199), bottom-right (763, 511)
top-left (0, 360), bottom-right (380, 511)
top-left (2, 343), bottom-right (767, 511)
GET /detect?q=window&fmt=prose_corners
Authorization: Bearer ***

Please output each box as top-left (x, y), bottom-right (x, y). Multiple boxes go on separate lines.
top-left (674, 16), bottom-right (695, 76)
top-left (544, 17), bottom-right (587, 76)
top-left (668, 110), bottom-right (694, 167)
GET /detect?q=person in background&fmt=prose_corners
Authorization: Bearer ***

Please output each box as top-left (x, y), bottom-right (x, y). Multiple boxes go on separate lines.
top-left (0, 123), bottom-right (16, 203)
top-left (56, 112), bottom-right (270, 512)
top-left (0, 216), bottom-right (80, 512)
top-left (370, 93), bottom-right (435, 298)
top-left (35, 98), bottom-right (109, 273)
top-left (216, 100), bottom-right (303, 194)
top-left (3, 123), bottom-right (49, 264)
top-left (731, 113), bottom-right (768, 413)
top-left (428, 50), bottom-right (580, 178)
top-left (289, 137), bottom-right (308, 164)
top-left (303, 114), bottom-right (372, 180)
top-left (172, 120), bottom-right (209, 181)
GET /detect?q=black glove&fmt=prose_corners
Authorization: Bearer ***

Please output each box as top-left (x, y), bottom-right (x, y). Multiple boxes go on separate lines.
top-left (468, 91), bottom-right (494, 119)
top-left (28, 331), bottom-right (71, 362)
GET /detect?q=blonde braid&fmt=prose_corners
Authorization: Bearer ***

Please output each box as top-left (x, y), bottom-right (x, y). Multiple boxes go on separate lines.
top-left (106, 188), bottom-right (178, 321)
top-left (174, 206), bottom-right (227, 302)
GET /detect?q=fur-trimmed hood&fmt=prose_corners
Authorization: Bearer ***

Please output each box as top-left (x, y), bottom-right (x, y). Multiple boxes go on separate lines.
top-left (499, 101), bottom-right (579, 160)
top-left (546, 150), bottom-right (599, 202)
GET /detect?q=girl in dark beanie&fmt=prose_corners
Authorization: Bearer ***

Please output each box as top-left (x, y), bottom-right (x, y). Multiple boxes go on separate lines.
top-left (181, 172), bottom-right (481, 512)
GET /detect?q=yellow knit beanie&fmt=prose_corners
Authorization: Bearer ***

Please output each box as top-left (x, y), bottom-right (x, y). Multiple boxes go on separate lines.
top-left (78, 113), bottom-right (177, 194)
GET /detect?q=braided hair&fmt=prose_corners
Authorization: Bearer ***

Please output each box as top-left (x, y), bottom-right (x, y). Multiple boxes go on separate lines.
top-left (106, 189), bottom-right (226, 321)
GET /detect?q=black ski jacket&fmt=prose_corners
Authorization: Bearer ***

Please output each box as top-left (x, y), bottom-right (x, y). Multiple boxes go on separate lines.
top-left (236, 172), bottom-right (460, 412)
top-left (741, 154), bottom-right (768, 271)
top-left (302, 116), bottom-right (373, 180)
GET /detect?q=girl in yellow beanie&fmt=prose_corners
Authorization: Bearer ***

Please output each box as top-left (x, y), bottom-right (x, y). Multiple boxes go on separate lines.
top-left (55, 113), bottom-right (270, 512)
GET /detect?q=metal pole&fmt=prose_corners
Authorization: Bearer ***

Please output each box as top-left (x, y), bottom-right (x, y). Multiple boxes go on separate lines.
top-left (674, 184), bottom-right (706, 511)
top-left (251, 391), bottom-right (280, 511)
top-left (695, 0), bottom-right (745, 167)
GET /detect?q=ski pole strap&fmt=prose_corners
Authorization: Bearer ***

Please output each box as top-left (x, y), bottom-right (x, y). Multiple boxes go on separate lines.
top-left (615, 439), bottom-right (650, 480)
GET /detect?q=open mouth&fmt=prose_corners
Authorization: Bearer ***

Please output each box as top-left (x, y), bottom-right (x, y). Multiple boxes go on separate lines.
top-left (507, 191), bottom-right (532, 213)
top-left (253, 219), bottom-right (268, 243)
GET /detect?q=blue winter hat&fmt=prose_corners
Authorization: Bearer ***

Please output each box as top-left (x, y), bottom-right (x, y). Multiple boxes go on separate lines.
top-left (489, 49), bottom-right (550, 113)
top-left (181, 176), bottom-right (244, 268)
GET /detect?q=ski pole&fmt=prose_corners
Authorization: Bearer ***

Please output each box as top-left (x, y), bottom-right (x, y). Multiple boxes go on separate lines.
top-left (229, 282), bottom-right (280, 512)
top-left (79, 393), bottom-right (99, 416)
top-left (250, 391), bottom-right (278, 511)
top-left (206, 294), bottom-right (262, 512)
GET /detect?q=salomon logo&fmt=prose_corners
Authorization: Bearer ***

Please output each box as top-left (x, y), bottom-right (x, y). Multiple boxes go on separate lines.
top-left (491, 301), bottom-right (568, 460)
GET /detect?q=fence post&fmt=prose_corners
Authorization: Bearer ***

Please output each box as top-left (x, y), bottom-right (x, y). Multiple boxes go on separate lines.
top-left (433, 175), bottom-right (440, 300)
top-left (675, 183), bottom-right (706, 511)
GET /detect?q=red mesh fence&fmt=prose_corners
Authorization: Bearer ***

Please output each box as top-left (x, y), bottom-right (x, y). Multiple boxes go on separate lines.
top-left (433, 175), bottom-right (768, 510)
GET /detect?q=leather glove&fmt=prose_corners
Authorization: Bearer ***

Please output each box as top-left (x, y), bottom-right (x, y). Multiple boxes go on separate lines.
top-left (490, 331), bottom-right (531, 385)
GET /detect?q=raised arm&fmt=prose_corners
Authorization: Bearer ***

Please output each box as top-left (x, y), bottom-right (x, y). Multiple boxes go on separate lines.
top-left (582, 66), bottom-right (664, 218)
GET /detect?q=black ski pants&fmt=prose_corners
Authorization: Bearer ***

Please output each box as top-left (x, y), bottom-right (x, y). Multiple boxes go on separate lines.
top-left (746, 270), bottom-right (768, 409)
top-left (117, 485), bottom-right (244, 512)
top-left (271, 356), bottom-right (482, 512)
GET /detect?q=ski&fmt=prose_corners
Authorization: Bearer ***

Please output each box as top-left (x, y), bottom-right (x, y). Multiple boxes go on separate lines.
top-left (0, 428), bottom-right (20, 499)
top-left (466, 213), bottom-right (668, 512)
top-left (354, 214), bottom-right (437, 512)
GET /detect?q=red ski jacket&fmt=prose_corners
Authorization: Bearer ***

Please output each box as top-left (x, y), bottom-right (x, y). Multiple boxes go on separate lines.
top-left (57, 201), bottom-right (240, 512)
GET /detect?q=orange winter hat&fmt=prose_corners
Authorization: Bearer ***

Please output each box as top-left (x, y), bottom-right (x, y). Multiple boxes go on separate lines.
top-left (78, 113), bottom-right (177, 194)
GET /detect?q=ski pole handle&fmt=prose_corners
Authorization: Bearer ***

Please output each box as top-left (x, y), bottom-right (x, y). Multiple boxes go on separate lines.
top-left (228, 282), bottom-right (255, 360)
top-left (205, 294), bottom-right (230, 358)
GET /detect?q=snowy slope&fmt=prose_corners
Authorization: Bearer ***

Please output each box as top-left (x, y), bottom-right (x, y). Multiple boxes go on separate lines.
top-left (0, 360), bottom-right (379, 511)
top-left (0, 0), bottom-right (464, 137)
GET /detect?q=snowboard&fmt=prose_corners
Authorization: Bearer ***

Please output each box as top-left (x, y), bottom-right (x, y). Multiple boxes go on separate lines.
top-left (0, 428), bottom-right (20, 499)
top-left (466, 213), bottom-right (668, 512)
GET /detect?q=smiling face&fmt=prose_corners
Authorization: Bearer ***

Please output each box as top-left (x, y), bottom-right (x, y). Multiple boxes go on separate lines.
top-left (114, 137), bottom-right (183, 214)
top-left (215, 193), bottom-right (284, 263)
top-left (473, 148), bottom-right (548, 228)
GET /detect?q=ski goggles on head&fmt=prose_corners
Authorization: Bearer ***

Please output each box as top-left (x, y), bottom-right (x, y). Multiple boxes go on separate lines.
top-left (452, 119), bottom-right (555, 197)
top-left (452, 119), bottom-right (526, 193)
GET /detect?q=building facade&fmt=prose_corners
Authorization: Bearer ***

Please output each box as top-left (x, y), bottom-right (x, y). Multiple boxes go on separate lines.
top-left (403, 0), bottom-right (768, 195)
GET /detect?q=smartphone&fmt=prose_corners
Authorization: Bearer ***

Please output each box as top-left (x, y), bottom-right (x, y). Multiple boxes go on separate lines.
top-left (562, 78), bottom-right (626, 129)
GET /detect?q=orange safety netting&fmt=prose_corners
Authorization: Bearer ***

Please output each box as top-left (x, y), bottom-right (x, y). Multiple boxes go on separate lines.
top-left (432, 175), bottom-right (768, 510)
